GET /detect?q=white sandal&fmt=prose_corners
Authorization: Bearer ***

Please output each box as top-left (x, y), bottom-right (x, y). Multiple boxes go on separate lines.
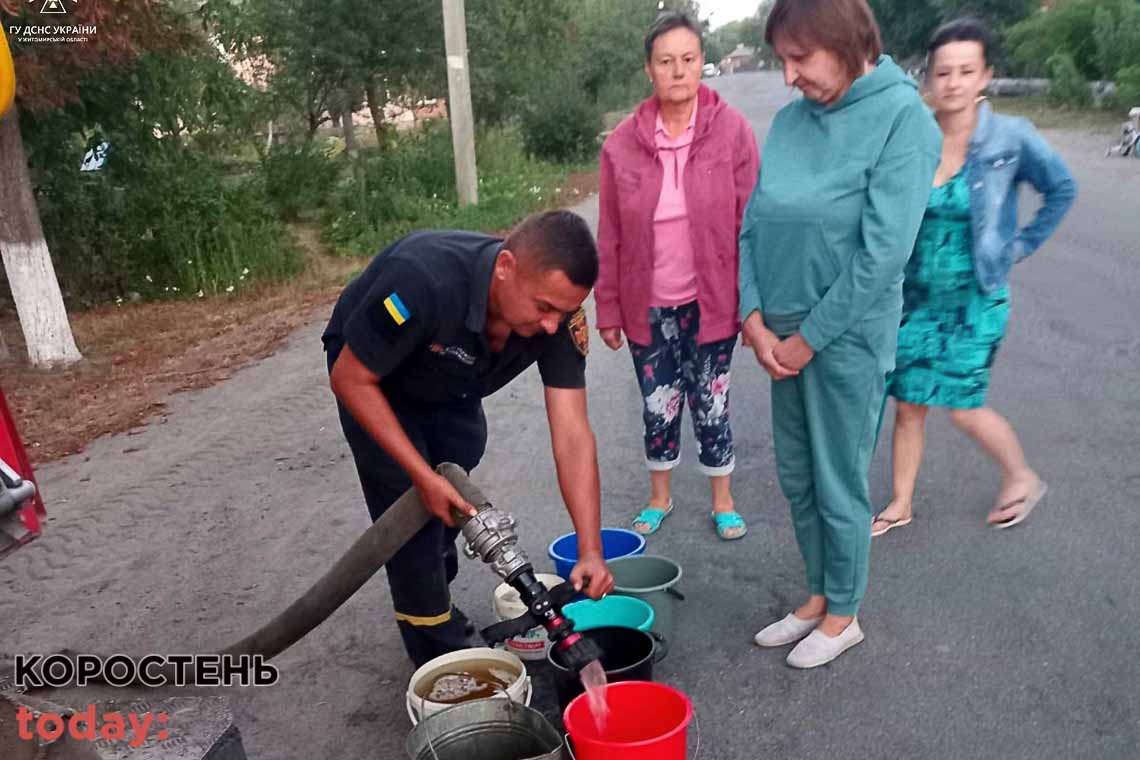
top-left (991, 480), bottom-right (1048, 530)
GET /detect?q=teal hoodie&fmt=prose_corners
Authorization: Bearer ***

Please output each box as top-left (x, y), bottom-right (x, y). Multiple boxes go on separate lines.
top-left (738, 55), bottom-right (941, 352)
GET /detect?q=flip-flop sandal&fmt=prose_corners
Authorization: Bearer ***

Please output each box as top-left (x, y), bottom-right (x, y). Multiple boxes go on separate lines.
top-left (871, 510), bottom-right (913, 537)
top-left (991, 480), bottom-right (1048, 530)
top-left (632, 500), bottom-right (673, 535)
top-left (712, 510), bottom-right (747, 541)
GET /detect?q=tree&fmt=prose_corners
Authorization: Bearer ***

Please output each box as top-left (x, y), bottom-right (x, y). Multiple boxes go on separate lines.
top-left (1093, 1), bottom-right (1140, 82)
top-left (869, 0), bottom-right (941, 62)
top-left (0, 106), bottom-right (81, 367)
top-left (1006, 0), bottom-right (1109, 78)
top-left (707, 19), bottom-right (749, 64)
top-left (0, 0), bottom-right (190, 366)
top-left (870, 0), bottom-right (1036, 64)
top-left (208, 0), bottom-right (444, 146)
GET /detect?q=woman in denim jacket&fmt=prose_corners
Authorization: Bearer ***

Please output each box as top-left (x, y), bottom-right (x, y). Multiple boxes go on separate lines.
top-left (873, 18), bottom-right (1076, 537)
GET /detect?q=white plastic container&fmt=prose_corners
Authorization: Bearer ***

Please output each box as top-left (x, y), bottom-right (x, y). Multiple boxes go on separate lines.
top-left (405, 647), bottom-right (531, 726)
top-left (491, 573), bottom-right (564, 661)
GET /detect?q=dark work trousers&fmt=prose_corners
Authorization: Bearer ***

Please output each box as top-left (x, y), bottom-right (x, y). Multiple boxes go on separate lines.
top-left (326, 339), bottom-right (488, 667)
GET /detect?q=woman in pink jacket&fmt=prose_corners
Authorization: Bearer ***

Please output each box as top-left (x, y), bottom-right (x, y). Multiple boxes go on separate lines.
top-left (596, 12), bottom-right (759, 540)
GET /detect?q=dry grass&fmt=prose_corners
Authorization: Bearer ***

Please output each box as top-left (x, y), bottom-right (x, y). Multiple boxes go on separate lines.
top-left (0, 223), bottom-right (358, 463)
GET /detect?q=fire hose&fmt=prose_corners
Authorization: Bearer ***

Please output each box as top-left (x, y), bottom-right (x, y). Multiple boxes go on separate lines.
top-left (26, 463), bottom-right (600, 688)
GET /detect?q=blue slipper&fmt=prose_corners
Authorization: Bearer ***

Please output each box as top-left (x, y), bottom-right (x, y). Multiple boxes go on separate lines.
top-left (712, 510), bottom-right (747, 540)
top-left (632, 500), bottom-right (674, 535)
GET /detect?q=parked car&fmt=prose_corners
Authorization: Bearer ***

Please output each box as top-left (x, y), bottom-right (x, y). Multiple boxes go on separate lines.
top-left (702, 63), bottom-right (720, 78)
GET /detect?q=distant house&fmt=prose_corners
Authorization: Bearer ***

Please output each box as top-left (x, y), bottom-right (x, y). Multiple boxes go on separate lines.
top-left (720, 44), bottom-right (758, 75)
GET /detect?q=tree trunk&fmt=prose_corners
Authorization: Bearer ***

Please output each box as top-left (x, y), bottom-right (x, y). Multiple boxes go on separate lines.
top-left (365, 77), bottom-right (387, 149)
top-left (0, 106), bottom-right (82, 368)
top-left (341, 108), bottom-right (357, 157)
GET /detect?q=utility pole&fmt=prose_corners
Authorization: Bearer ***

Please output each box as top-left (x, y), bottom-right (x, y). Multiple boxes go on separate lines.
top-left (441, 0), bottom-right (478, 206)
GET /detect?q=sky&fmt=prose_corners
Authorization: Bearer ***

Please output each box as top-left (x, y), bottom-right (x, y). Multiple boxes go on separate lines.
top-left (698, 0), bottom-right (760, 28)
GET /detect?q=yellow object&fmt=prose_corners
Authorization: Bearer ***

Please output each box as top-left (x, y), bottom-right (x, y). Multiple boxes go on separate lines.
top-left (0, 27), bottom-right (14, 117)
top-left (383, 292), bottom-right (410, 325)
top-left (394, 608), bottom-right (452, 627)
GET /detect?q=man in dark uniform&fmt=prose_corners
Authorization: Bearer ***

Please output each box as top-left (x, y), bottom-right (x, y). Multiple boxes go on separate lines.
top-left (322, 210), bottom-right (615, 666)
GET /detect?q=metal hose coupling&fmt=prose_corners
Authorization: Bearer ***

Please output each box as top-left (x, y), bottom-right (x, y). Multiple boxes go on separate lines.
top-left (459, 503), bottom-right (531, 581)
top-left (460, 501), bottom-right (604, 671)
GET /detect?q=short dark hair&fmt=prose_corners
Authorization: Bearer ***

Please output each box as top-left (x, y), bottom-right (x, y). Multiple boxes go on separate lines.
top-left (765, 0), bottom-right (882, 82)
top-left (927, 17), bottom-right (992, 67)
top-left (644, 11), bottom-right (703, 61)
top-left (505, 210), bottom-right (598, 288)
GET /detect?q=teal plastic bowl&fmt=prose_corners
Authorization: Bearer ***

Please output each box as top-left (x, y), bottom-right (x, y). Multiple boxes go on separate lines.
top-left (563, 595), bottom-right (655, 633)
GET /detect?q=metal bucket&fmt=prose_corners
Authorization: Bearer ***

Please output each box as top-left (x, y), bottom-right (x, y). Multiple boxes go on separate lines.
top-left (406, 699), bottom-right (563, 760)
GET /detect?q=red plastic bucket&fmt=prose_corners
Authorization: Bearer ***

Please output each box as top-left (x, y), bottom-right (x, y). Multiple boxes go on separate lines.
top-left (563, 681), bottom-right (692, 759)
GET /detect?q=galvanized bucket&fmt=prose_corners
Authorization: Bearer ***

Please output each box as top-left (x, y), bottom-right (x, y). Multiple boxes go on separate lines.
top-left (406, 698), bottom-right (563, 760)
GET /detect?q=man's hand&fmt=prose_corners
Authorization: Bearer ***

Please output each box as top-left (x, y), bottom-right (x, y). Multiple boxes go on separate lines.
top-left (569, 551), bottom-right (614, 600)
top-left (742, 315), bottom-right (799, 380)
top-left (414, 472), bottom-right (478, 527)
top-left (773, 334), bottom-right (815, 372)
top-left (599, 327), bottom-right (624, 351)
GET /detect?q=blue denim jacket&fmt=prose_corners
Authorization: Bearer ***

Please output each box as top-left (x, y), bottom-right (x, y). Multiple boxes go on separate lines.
top-left (965, 101), bottom-right (1077, 292)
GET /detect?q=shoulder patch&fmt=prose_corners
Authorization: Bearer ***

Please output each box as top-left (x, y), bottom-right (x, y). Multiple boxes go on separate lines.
top-left (382, 292), bottom-right (411, 326)
top-left (568, 308), bottom-right (588, 357)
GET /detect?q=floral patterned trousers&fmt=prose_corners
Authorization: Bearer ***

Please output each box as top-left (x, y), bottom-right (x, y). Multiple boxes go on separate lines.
top-left (628, 301), bottom-right (736, 476)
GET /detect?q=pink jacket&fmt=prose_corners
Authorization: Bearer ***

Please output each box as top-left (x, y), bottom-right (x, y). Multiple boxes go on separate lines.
top-left (595, 85), bottom-right (759, 346)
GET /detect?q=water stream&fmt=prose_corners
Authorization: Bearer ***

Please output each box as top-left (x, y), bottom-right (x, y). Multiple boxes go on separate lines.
top-left (578, 658), bottom-right (610, 733)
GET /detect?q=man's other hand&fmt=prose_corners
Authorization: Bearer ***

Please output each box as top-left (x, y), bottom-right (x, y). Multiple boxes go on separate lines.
top-left (569, 552), bottom-right (614, 600)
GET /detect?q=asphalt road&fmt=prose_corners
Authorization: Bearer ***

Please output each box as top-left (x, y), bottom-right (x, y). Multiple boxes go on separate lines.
top-left (2, 71), bottom-right (1138, 759)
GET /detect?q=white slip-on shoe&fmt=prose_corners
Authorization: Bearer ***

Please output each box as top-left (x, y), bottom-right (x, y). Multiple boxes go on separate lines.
top-left (786, 618), bottom-right (864, 668)
top-left (753, 613), bottom-right (823, 647)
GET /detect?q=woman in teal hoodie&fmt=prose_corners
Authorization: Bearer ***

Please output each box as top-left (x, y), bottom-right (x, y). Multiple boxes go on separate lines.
top-left (740, 0), bottom-right (941, 668)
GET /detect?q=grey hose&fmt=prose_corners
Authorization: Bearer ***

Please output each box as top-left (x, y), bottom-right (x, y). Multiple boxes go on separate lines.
top-left (35, 462), bottom-right (487, 688)
top-left (221, 462), bottom-right (487, 661)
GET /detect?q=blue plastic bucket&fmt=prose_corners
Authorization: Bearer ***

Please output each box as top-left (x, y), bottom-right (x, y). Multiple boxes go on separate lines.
top-left (548, 528), bottom-right (646, 580)
top-left (563, 595), bottom-right (655, 632)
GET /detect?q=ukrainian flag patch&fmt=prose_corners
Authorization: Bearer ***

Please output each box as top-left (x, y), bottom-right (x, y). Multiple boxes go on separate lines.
top-left (383, 292), bottom-right (411, 325)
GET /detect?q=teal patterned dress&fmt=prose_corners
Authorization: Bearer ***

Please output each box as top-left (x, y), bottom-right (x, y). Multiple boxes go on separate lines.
top-left (888, 169), bottom-right (1010, 409)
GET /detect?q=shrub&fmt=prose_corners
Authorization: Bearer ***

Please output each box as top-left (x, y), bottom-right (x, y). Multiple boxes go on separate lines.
top-left (261, 141), bottom-right (340, 220)
top-left (1115, 64), bottom-right (1140, 108)
top-left (1009, 0), bottom-right (1140, 81)
top-left (321, 124), bottom-right (576, 256)
top-left (39, 151), bottom-right (302, 306)
top-left (1008, 0), bottom-right (1105, 79)
top-left (519, 67), bottom-right (603, 163)
top-left (1048, 51), bottom-right (1092, 107)
top-left (1094, 3), bottom-right (1140, 82)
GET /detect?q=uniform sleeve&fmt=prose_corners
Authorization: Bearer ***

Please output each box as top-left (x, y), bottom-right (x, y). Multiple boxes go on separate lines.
top-left (799, 103), bottom-right (941, 353)
top-left (537, 308), bottom-right (588, 389)
top-left (342, 260), bottom-right (437, 378)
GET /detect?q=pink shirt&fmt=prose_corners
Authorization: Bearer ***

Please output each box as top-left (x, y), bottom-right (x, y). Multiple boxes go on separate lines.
top-left (651, 99), bottom-right (699, 307)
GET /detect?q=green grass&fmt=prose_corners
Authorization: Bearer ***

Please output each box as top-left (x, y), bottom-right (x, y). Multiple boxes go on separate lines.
top-left (988, 96), bottom-right (1125, 132)
top-left (321, 123), bottom-right (591, 257)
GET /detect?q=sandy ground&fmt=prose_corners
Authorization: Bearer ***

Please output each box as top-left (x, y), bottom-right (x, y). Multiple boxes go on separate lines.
top-left (2, 74), bottom-right (1139, 759)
